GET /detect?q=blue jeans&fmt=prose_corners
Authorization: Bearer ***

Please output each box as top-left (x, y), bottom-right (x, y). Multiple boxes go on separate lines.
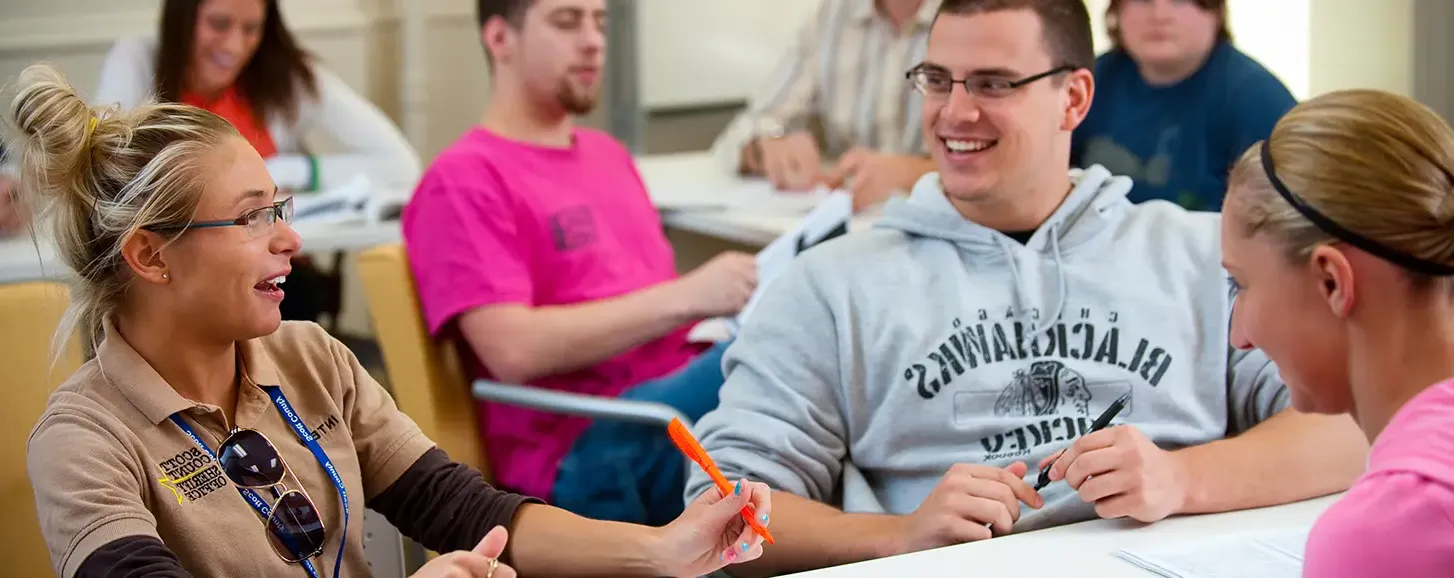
top-left (550, 341), bottom-right (730, 526)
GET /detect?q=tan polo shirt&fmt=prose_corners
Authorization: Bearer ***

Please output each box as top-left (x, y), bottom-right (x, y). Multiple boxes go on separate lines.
top-left (28, 319), bottom-right (436, 577)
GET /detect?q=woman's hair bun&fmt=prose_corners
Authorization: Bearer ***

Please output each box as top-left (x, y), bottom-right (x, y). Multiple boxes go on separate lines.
top-left (9, 62), bottom-right (102, 208)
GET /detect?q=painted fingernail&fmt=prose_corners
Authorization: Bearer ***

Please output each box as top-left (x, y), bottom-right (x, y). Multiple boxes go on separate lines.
top-left (759, 513), bottom-right (770, 524)
top-left (734, 480), bottom-right (743, 495)
top-left (741, 541), bottom-right (751, 553)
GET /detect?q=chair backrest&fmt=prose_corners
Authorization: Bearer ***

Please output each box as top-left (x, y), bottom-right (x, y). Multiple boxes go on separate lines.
top-left (357, 244), bottom-right (490, 478)
top-left (0, 281), bottom-right (83, 577)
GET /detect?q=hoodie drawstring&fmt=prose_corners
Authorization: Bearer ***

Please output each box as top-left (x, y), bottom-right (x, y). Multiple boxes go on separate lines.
top-left (998, 225), bottom-right (1070, 352)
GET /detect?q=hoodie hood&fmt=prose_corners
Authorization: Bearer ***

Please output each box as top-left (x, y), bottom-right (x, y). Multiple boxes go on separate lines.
top-left (873, 165), bottom-right (1135, 346)
top-left (874, 164), bottom-right (1134, 253)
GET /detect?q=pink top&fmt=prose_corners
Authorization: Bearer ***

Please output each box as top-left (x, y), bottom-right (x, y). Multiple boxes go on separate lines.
top-left (1302, 379), bottom-right (1454, 577)
top-left (401, 127), bottom-right (705, 499)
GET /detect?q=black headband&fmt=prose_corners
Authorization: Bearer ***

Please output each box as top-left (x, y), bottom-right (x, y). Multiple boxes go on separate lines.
top-left (1259, 140), bottom-right (1454, 276)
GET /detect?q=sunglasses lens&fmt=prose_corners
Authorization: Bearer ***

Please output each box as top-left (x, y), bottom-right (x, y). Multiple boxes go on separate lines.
top-left (265, 490), bottom-right (326, 563)
top-left (217, 429), bottom-right (285, 488)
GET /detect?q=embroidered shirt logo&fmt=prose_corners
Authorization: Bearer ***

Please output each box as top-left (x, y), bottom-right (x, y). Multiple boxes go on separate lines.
top-left (156, 447), bottom-right (228, 504)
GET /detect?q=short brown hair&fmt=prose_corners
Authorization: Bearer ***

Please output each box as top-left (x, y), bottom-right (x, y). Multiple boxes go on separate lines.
top-left (936, 0), bottom-right (1096, 71)
top-left (1106, 0), bottom-right (1233, 49)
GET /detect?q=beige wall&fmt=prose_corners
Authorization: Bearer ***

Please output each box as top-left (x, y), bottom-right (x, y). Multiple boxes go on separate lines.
top-left (1309, 0), bottom-right (1416, 97)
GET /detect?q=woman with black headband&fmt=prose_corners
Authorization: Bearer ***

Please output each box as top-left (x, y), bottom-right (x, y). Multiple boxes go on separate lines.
top-left (12, 62), bottom-right (770, 578)
top-left (1220, 89), bottom-right (1454, 576)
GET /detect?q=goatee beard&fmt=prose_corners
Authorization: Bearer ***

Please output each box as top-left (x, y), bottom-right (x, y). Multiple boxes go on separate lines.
top-left (557, 84), bottom-right (597, 115)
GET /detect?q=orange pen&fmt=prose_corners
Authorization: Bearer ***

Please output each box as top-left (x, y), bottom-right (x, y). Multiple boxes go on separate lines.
top-left (667, 418), bottom-right (776, 545)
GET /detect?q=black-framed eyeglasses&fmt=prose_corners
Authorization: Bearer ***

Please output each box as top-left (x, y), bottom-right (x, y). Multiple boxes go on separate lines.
top-left (906, 65), bottom-right (1077, 99)
top-left (147, 196), bottom-right (294, 239)
top-left (217, 428), bottom-right (327, 563)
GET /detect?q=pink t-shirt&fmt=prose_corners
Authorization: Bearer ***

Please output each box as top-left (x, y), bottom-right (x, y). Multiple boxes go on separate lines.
top-left (401, 127), bottom-right (706, 499)
top-left (1302, 379), bottom-right (1454, 577)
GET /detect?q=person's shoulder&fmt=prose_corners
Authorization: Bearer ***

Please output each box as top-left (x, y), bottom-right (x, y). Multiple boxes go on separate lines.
top-left (413, 130), bottom-right (510, 196)
top-left (1305, 469), bottom-right (1454, 576)
top-left (104, 35), bottom-right (157, 63)
top-left (1212, 43), bottom-right (1295, 100)
top-left (30, 362), bottom-right (132, 452)
top-left (1117, 201), bottom-right (1222, 262)
top-left (572, 127), bottom-right (635, 159)
top-left (95, 35), bottom-right (158, 107)
top-left (1369, 380), bottom-right (1454, 482)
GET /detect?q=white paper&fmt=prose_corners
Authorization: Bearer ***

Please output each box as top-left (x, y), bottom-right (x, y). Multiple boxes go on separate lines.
top-left (724, 191), bottom-right (854, 333)
top-left (1115, 527), bottom-right (1310, 578)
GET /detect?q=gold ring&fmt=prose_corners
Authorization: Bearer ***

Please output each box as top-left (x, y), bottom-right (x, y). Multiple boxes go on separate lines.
top-left (485, 557), bottom-right (498, 578)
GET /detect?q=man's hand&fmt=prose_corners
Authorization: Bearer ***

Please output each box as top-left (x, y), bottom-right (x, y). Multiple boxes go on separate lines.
top-left (1042, 425), bottom-right (1190, 523)
top-left (670, 251), bottom-right (759, 319)
top-left (825, 148), bottom-right (933, 211)
top-left (753, 131), bottom-right (822, 191)
top-left (889, 462), bottom-right (1044, 556)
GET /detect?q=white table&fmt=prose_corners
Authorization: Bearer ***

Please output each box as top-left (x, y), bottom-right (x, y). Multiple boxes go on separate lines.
top-left (781, 495), bottom-right (1337, 577)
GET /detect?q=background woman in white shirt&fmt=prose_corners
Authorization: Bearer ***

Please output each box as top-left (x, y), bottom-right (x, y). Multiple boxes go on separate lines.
top-left (94, 0), bottom-right (422, 322)
top-left (95, 0), bottom-right (420, 193)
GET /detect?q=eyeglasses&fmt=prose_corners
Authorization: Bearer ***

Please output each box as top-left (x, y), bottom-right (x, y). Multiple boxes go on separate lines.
top-left (216, 428), bottom-right (327, 563)
top-left (148, 196), bottom-right (294, 239)
top-left (906, 65), bottom-right (1077, 99)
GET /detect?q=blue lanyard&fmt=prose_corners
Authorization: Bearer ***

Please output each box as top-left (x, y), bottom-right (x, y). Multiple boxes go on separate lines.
top-left (168, 385), bottom-right (348, 578)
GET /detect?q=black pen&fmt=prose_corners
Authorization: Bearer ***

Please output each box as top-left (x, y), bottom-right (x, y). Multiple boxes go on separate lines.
top-left (1034, 392), bottom-right (1131, 490)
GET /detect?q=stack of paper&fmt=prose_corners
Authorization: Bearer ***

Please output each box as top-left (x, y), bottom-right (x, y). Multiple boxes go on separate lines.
top-left (1114, 527), bottom-right (1309, 578)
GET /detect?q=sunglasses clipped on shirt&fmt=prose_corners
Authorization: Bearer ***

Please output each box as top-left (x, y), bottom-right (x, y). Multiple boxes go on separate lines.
top-left (215, 427), bottom-right (328, 563)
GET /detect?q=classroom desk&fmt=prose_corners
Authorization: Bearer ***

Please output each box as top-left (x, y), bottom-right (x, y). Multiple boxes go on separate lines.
top-left (780, 494), bottom-right (1338, 577)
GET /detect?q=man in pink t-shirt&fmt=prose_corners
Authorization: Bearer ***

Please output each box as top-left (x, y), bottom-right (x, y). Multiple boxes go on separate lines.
top-left (402, 0), bottom-right (758, 525)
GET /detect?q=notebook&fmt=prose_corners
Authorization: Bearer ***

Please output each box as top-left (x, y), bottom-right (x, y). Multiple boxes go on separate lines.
top-left (1114, 527), bottom-right (1310, 578)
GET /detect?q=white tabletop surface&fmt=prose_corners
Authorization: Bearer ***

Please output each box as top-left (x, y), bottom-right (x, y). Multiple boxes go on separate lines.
top-left (779, 494), bottom-right (1337, 577)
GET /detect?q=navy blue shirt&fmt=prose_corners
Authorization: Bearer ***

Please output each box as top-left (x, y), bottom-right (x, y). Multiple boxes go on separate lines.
top-left (1072, 42), bottom-right (1296, 211)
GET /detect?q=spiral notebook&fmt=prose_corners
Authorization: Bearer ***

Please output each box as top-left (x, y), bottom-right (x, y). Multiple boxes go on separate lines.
top-left (1114, 527), bottom-right (1310, 578)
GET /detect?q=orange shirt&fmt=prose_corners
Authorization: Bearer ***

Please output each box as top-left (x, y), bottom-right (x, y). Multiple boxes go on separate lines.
top-left (181, 86), bottom-right (277, 158)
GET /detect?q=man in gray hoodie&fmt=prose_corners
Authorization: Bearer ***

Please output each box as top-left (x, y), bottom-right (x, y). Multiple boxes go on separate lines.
top-left (686, 0), bottom-right (1369, 575)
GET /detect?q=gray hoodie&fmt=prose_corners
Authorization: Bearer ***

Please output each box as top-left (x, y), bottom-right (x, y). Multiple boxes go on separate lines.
top-left (686, 165), bottom-right (1289, 532)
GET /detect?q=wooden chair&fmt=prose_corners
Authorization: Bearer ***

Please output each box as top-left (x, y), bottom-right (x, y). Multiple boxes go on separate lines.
top-left (0, 281), bottom-right (83, 577)
top-left (356, 244), bottom-right (690, 480)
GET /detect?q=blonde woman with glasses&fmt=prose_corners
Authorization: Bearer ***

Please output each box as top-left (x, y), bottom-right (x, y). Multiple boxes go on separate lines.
top-left (11, 62), bottom-right (770, 578)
